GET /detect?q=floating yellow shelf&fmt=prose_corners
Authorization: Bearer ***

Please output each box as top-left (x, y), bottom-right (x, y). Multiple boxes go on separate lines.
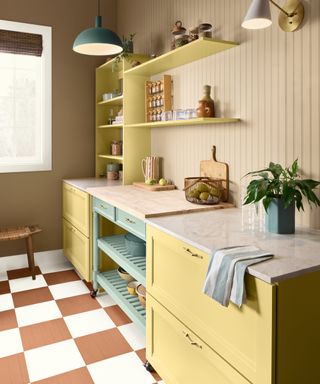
top-left (98, 155), bottom-right (123, 161)
top-left (126, 118), bottom-right (240, 128)
top-left (97, 124), bottom-right (123, 129)
top-left (124, 38), bottom-right (238, 76)
top-left (97, 95), bottom-right (123, 106)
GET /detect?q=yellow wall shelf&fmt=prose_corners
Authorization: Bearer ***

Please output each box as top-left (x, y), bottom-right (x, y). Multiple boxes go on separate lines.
top-left (97, 95), bottom-right (123, 106)
top-left (98, 124), bottom-right (123, 129)
top-left (126, 118), bottom-right (240, 128)
top-left (98, 155), bottom-right (123, 161)
top-left (124, 38), bottom-right (238, 76)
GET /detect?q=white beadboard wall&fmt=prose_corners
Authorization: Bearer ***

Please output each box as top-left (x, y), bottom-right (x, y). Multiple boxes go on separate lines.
top-left (116, 0), bottom-right (320, 229)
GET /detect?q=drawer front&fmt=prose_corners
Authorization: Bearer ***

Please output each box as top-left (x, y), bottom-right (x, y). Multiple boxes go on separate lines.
top-left (93, 197), bottom-right (115, 222)
top-left (116, 209), bottom-right (145, 240)
top-left (62, 183), bottom-right (89, 236)
top-left (147, 225), bottom-right (275, 384)
top-left (63, 219), bottom-right (90, 281)
top-left (147, 295), bottom-right (250, 384)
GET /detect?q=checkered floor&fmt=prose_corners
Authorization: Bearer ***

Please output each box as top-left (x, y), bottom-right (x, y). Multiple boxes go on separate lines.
top-left (0, 252), bottom-right (163, 384)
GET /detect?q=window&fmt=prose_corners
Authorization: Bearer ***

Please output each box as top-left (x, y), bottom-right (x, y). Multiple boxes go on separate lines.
top-left (0, 20), bottom-right (51, 173)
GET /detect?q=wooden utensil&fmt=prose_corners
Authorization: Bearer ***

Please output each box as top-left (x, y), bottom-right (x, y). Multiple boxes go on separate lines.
top-left (200, 146), bottom-right (229, 201)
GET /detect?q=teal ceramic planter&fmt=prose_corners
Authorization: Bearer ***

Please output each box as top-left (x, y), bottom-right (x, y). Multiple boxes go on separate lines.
top-left (266, 198), bottom-right (295, 234)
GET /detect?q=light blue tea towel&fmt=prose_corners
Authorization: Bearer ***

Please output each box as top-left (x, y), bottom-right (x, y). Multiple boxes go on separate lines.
top-left (203, 245), bottom-right (273, 307)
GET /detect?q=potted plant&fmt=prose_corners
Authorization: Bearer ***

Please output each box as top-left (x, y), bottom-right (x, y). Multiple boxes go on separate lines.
top-left (112, 33), bottom-right (136, 72)
top-left (243, 160), bottom-right (320, 234)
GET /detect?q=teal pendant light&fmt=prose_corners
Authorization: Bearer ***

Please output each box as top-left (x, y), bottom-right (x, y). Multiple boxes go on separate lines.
top-left (73, 0), bottom-right (123, 56)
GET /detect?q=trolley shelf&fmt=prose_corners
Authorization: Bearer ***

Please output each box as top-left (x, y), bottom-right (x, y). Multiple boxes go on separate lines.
top-left (96, 269), bottom-right (146, 330)
top-left (98, 235), bottom-right (146, 286)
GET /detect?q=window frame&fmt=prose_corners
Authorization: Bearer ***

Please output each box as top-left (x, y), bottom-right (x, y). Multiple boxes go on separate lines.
top-left (0, 19), bottom-right (52, 173)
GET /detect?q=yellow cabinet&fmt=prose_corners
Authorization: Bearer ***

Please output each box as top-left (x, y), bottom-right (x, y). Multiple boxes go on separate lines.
top-left (62, 182), bottom-right (91, 281)
top-left (147, 295), bottom-right (250, 384)
top-left (62, 219), bottom-right (90, 281)
top-left (62, 183), bottom-right (90, 236)
top-left (147, 226), bottom-right (274, 383)
top-left (146, 225), bottom-right (320, 384)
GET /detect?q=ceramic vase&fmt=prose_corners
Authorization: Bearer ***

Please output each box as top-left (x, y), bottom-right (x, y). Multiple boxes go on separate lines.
top-left (196, 85), bottom-right (215, 117)
top-left (266, 198), bottom-right (295, 234)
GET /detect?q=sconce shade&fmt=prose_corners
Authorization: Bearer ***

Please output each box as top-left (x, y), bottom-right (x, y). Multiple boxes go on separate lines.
top-left (242, 0), bottom-right (272, 29)
top-left (73, 16), bottom-right (123, 56)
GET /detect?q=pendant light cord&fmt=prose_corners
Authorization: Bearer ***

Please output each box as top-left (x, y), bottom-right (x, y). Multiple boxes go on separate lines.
top-left (98, 0), bottom-right (101, 16)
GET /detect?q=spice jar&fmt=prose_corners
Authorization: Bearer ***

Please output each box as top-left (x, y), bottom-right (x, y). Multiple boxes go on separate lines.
top-left (151, 82), bottom-right (157, 94)
top-left (111, 140), bottom-right (122, 156)
top-left (147, 82), bottom-right (152, 95)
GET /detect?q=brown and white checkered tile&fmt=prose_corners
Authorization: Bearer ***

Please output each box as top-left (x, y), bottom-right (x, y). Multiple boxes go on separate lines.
top-left (0, 264), bottom-right (163, 383)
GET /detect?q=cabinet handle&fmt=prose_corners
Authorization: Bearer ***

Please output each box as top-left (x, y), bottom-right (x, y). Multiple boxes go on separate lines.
top-left (125, 218), bottom-right (136, 224)
top-left (100, 204), bottom-right (108, 210)
top-left (183, 247), bottom-right (203, 259)
top-left (182, 331), bottom-right (202, 349)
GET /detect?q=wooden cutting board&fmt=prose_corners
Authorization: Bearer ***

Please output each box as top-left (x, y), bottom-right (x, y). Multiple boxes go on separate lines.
top-left (200, 146), bottom-right (229, 201)
top-left (133, 182), bottom-right (176, 191)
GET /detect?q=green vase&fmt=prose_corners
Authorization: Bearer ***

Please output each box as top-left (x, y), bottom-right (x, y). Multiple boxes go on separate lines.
top-left (266, 198), bottom-right (295, 234)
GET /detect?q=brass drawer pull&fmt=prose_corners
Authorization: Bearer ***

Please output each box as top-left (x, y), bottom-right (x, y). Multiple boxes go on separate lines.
top-left (125, 217), bottom-right (136, 224)
top-left (183, 247), bottom-right (203, 259)
top-left (182, 331), bottom-right (202, 349)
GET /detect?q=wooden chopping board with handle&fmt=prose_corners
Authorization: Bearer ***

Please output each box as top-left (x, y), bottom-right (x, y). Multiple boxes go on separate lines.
top-left (200, 146), bottom-right (229, 201)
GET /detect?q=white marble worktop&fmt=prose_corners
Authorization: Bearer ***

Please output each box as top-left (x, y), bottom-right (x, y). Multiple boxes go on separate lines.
top-left (146, 208), bottom-right (320, 284)
top-left (63, 178), bottom-right (122, 192)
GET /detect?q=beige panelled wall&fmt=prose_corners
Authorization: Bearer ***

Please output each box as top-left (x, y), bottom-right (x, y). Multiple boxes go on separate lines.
top-left (117, 0), bottom-right (320, 229)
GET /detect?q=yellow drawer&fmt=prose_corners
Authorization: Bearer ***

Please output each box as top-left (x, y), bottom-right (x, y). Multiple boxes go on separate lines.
top-left (115, 208), bottom-right (145, 240)
top-left (147, 295), bottom-right (250, 384)
top-left (62, 183), bottom-right (90, 236)
top-left (147, 226), bottom-right (275, 384)
top-left (63, 219), bottom-right (90, 281)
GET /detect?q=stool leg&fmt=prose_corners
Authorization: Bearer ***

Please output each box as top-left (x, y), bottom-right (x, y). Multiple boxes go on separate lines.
top-left (26, 236), bottom-right (36, 280)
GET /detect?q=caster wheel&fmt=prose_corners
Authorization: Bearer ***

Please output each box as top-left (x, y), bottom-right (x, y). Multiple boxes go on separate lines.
top-left (90, 289), bottom-right (98, 298)
top-left (144, 361), bottom-right (154, 372)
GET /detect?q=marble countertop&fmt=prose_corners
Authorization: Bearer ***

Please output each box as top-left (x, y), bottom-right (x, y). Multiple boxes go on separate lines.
top-left (63, 178), bottom-right (122, 192)
top-left (146, 208), bottom-right (320, 284)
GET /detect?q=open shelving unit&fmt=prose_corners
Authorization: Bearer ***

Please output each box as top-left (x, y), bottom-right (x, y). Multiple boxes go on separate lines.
top-left (125, 37), bottom-right (238, 76)
top-left (97, 95), bottom-right (123, 106)
top-left (96, 269), bottom-right (146, 330)
top-left (126, 117), bottom-right (240, 128)
top-left (95, 38), bottom-right (239, 183)
top-left (98, 235), bottom-right (146, 285)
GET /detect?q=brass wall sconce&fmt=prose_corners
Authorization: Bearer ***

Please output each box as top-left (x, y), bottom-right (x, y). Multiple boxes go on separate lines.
top-left (242, 0), bottom-right (304, 32)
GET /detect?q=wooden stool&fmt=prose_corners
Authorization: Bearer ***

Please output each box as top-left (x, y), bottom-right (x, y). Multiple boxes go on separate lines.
top-left (0, 225), bottom-right (42, 280)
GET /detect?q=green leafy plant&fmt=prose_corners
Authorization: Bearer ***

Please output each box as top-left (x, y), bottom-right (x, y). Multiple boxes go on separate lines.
top-left (112, 33), bottom-right (136, 72)
top-left (243, 159), bottom-right (320, 212)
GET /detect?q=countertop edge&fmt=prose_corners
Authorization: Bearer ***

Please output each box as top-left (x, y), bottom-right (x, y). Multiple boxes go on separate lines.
top-left (146, 220), bottom-right (320, 285)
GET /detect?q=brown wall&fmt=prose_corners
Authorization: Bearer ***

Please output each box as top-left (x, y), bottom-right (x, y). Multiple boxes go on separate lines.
top-left (0, 0), bottom-right (116, 256)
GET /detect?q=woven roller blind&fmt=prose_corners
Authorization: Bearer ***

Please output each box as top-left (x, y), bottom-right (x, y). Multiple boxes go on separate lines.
top-left (0, 29), bottom-right (43, 56)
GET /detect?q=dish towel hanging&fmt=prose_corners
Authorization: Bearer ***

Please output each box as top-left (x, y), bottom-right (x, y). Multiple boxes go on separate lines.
top-left (203, 245), bottom-right (273, 307)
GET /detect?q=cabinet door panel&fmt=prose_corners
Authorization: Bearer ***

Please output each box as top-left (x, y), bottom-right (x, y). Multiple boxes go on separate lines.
top-left (63, 219), bottom-right (90, 281)
top-left (63, 183), bottom-right (89, 236)
top-left (147, 295), bottom-right (250, 384)
top-left (147, 226), bottom-right (275, 384)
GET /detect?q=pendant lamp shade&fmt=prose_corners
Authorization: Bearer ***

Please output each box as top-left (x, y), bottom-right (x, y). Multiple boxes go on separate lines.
top-left (73, 14), bottom-right (123, 56)
top-left (242, 0), bottom-right (272, 30)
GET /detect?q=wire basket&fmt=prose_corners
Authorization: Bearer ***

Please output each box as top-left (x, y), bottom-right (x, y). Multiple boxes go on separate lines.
top-left (183, 177), bottom-right (223, 205)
